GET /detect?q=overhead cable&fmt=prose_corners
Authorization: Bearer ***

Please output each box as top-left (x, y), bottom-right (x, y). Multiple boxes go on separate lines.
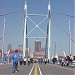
top-left (0, 10), bottom-right (74, 18)
top-left (0, 10), bottom-right (23, 16)
top-left (52, 11), bottom-right (75, 18)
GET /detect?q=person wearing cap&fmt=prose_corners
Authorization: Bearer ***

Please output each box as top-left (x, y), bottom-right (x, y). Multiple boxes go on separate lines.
top-left (12, 49), bottom-right (20, 73)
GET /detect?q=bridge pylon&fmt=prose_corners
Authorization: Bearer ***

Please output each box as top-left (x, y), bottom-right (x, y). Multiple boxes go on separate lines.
top-left (23, 0), bottom-right (51, 60)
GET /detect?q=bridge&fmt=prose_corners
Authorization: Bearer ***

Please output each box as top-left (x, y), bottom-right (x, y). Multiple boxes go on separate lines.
top-left (0, 0), bottom-right (74, 59)
top-left (0, 0), bottom-right (75, 75)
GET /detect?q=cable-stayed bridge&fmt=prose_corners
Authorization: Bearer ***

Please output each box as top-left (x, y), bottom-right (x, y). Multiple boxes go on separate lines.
top-left (0, 0), bottom-right (75, 75)
top-left (0, 0), bottom-right (74, 60)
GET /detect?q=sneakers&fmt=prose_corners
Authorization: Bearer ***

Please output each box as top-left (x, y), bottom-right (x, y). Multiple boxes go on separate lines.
top-left (12, 70), bottom-right (19, 73)
top-left (12, 70), bottom-right (15, 73)
top-left (15, 71), bottom-right (18, 72)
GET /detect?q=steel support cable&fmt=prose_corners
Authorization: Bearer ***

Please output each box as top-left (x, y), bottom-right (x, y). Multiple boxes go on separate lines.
top-left (5, 16), bottom-right (23, 45)
top-left (52, 15), bottom-right (75, 43)
top-left (51, 18), bottom-right (64, 53)
top-left (37, 16), bottom-right (48, 36)
top-left (65, 31), bottom-right (75, 43)
top-left (0, 9), bottom-right (74, 41)
top-left (0, 29), bottom-right (11, 40)
top-left (52, 16), bottom-right (75, 56)
top-left (52, 18), bottom-right (74, 56)
top-left (0, 9), bottom-right (74, 18)
top-left (0, 10), bottom-right (23, 17)
top-left (27, 26), bottom-right (37, 36)
top-left (63, 29), bottom-right (75, 43)
top-left (17, 18), bottom-right (24, 44)
top-left (51, 11), bottom-right (75, 18)
top-left (37, 26), bottom-right (47, 36)
top-left (11, 16), bottom-right (24, 45)
top-left (27, 16), bottom-right (47, 36)
top-left (27, 16), bottom-right (37, 26)
top-left (37, 16), bottom-right (48, 27)
top-left (0, 14), bottom-right (23, 41)
top-left (27, 16), bottom-right (37, 36)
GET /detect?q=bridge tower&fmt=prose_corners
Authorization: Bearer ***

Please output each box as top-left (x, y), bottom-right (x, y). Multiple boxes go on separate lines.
top-left (23, 0), bottom-right (27, 58)
top-left (23, 0), bottom-right (51, 60)
top-left (47, 0), bottom-right (51, 60)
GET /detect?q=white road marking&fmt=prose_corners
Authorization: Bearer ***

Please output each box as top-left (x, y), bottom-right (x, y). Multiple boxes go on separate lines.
top-left (29, 64), bottom-right (35, 75)
top-left (38, 64), bottom-right (42, 75)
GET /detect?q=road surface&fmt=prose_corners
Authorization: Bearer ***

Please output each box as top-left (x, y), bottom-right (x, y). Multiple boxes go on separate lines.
top-left (0, 63), bottom-right (75, 75)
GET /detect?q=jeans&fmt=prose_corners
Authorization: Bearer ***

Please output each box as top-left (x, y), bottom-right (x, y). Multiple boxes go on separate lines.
top-left (13, 62), bottom-right (18, 71)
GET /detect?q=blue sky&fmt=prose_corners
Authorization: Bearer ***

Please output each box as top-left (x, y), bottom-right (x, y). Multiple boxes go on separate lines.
top-left (0, 0), bottom-right (74, 56)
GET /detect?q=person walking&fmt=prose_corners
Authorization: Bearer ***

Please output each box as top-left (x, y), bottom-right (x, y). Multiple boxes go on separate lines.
top-left (23, 57), bottom-right (27, 65)
top-left (19, 56), bottom-right (23, 65)
top-left (44, 58), bottom-right (47, 64)
top-left (27, 57), bottom-right (30, 65)
top-left (12, 49), bottom-right (20, 73)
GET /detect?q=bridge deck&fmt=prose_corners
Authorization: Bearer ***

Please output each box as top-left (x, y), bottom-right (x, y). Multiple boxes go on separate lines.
top-left (0, 63), bottom-right (75, 75)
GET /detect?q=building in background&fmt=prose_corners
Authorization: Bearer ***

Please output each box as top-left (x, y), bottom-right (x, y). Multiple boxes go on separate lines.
top-left (35, 39), bottom-right (41, 52)
top-left (34, 48), bottom-right (45, 59)
top-left (34, 51), bottom-right (45, 59)
top-left (25, 48), bottom-right (30, 57)
top-left (34, 39), bottom-right (45, 59)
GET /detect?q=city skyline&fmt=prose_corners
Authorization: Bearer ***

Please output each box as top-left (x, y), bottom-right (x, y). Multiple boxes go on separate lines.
top-left (0, 0), bottom-right (74, 56)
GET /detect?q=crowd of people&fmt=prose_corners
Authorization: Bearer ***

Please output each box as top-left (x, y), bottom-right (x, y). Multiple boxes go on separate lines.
top-left (11, 49), bottom-right (75, 73)
top-left (51, 55), bottom-right (75, 67)
top-left (11, 49), bottom-right (50, 73)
